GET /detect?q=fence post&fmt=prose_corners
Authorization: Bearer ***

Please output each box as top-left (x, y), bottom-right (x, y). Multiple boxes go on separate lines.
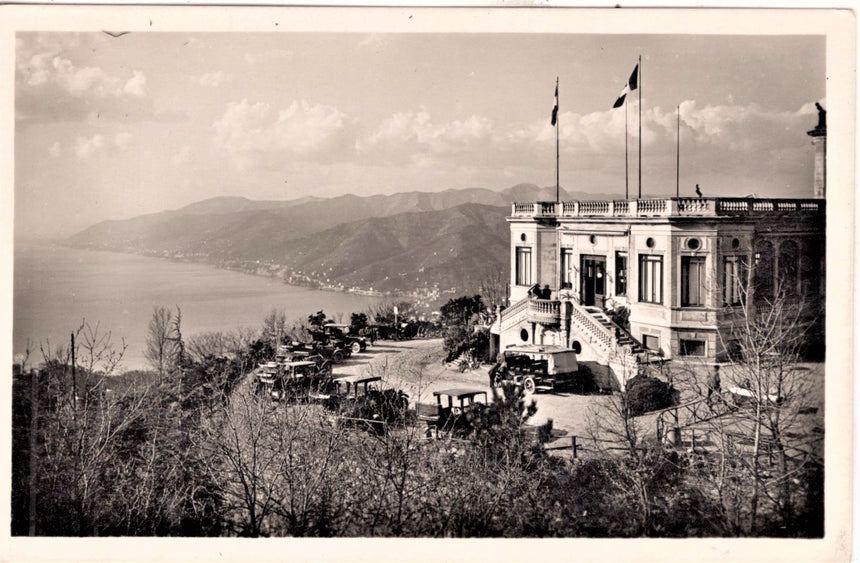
top-left (571, 435), bottom-right (578, 459)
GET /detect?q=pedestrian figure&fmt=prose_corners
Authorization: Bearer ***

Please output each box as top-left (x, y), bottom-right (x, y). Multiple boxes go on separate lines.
top-left (706, 364), bottom-right (721, 405)
top-left (488, 355), bottom-right (508, 388)
top-left (527, 283), bottom-right (541, 299)
top-left (541, 284), bottom-right (552, 299)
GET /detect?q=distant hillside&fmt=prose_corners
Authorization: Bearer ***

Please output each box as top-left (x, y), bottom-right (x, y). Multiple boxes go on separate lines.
top-left (279, 203), bottom-right (510, 294)
top-left (66, 183), bottom-right (608, 296)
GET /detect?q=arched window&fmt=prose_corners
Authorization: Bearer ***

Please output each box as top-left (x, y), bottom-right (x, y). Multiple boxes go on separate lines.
top-left (753, 240), bottom-right (774, 301)
top-left (778, 240), bottom-right (799, 296)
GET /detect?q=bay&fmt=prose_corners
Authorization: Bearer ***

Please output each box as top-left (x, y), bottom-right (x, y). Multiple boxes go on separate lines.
top-left (14, 243), bottom-right (384, 371)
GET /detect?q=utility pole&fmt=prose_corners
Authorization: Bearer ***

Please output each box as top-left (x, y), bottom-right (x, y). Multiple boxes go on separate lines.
top-left (676, 105), bottom-right (680, 198)
top-left (638, 54), bottom-right (642, 199)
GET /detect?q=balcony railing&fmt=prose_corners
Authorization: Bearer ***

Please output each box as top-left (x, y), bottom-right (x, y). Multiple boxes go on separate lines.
top-left (500, 297), bottom-right (561, 331)
top-left (510, 198), bottom-right (825, 219)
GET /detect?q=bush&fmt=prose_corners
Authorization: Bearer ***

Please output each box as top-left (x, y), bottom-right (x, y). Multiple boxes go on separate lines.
top-left (624, 375), bottom-right (677, 416)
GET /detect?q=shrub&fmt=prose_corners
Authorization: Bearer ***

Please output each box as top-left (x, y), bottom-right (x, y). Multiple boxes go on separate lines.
top-left (625, 375), bottom-right (677, 416)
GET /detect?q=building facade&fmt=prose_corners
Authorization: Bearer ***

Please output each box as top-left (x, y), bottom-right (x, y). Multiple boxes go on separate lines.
top-left (493, 121), bottom-right (826, 390)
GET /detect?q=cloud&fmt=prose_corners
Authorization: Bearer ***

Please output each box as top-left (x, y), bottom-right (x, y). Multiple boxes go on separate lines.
top-left (75, 134), bottom-right (105, 158)
top-left (20, 52), bottom-right (146, 100)
top-left (212, 98), bottom-right (355, 170)
top-left (243, 49), bottom-right (294, 65)
top-left (358, 109), bottom-right (495, 166)
top-left (48, 141), bottom-right (61, 157)
top-left (15, 34), bottom-right (166, 122)
top-left (191, 71), bottom-right (232, 87)
top-left (114, 132), bottom-right (132, 149)
top-left (123, 71), bottom-right (147, 97)
top-left (350, 99), bottom-right (819, 197)
top-left (73, 132), bottom-right (132, 158)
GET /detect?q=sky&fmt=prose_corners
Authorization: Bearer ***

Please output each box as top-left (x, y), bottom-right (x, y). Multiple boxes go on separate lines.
top-left (15, 31), bottom-right (825, 238)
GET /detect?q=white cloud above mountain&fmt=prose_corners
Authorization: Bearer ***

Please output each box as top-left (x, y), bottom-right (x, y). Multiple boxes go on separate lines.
top-left (213, 99), bottom-right (355, 170)
top-left (192, 71), bottom-right (232, 87)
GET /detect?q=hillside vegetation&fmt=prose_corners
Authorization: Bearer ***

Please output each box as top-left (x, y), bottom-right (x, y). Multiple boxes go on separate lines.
top-left (66, 184), bottom-right (587, 296)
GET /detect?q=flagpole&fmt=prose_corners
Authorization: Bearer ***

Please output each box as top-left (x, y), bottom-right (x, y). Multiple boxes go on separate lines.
top-left (555, 77), bottom-right (560, 203)
top-left (675, 105), bottom-right (680, 198)
top-left (625, 100), bottom-right (629, 200)
top-left (638, 54), bottom-right (642, 199)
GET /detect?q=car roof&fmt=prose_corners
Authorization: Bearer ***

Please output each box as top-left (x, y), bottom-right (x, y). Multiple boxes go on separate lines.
top-left (333, 374), bottom-right (382, 384)
top-left (433, 388), bottom-right (488, 399)
top-left (505, 345), bottom-right (574, 354)
top-left (285, 361), bottom-right (316, 367)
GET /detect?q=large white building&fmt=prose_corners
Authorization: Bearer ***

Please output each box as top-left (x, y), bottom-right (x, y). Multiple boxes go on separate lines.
top-left (492, 110), bottom-right (826, 390)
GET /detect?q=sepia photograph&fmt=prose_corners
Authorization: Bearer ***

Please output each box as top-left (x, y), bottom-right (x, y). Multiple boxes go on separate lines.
top-left (1, 4), bottom-right (853, 561)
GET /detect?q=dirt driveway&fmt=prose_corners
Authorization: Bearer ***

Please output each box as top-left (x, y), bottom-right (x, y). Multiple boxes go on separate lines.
top-left (332, 338), bottom-right (612, 438)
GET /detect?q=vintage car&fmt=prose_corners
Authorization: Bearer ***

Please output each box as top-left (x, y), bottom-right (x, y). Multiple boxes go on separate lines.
top-left (498, 345), bottom-right (579, 393)
top-left (418, 388), bottom-right (489, 438)
top-left (253, 360), bottom-right (332, 402)
top-left (320, 323), bottom-right (368, 354)
top-left (323, 374), bottom-right (410, 431)
top-left (285, 338), bottom-right (350, 364)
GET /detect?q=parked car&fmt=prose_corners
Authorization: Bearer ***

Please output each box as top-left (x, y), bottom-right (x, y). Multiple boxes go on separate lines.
top-left (253, 360), bottom-right (332, 402)
top-left (320, 323), bottom-right (367, 354)
top-left (419, 388), bottom-right (488, 438)
top-left (323, 374), bottom-right (410, 433)
top-left (498, 345), bottom-right (580, 393)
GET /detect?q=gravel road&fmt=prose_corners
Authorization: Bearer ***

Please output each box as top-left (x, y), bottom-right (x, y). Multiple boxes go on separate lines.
top-left (333, 338), bottom-right (613, 438)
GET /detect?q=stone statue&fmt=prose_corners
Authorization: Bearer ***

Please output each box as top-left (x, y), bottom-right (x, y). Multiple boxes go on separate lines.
top-left (815, 102), bottom-right (826, 130)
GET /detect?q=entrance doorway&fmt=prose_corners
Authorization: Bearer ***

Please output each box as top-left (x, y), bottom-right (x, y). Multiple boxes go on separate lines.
top-left (581, 255), bottom-right (607, 307)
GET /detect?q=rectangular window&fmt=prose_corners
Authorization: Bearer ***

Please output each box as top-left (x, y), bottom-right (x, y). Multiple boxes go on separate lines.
top-left (560, 248), bottom-right (574, 289)
top-left (516, 247), bottom-right (532, 286)
top-left (638, 254), bottom-right (663, 304)
top-left (723, 256), bottom-right (746, 306)
top-left (642, 334), bottom-right (660, 353)
top-left (679, 339), bottom-right (706, 357)
top-left (681, 256), bottom-right (706, 307)
top-left (615, 252), bottom-right (628, 296)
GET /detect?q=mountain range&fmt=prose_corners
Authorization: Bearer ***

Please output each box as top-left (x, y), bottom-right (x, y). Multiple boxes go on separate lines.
top-left (67, 184), bottom-right (601, 299)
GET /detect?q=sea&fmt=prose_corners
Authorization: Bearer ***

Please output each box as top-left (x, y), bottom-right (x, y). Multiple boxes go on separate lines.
top-left (13, 243), bottom-right (384, 371)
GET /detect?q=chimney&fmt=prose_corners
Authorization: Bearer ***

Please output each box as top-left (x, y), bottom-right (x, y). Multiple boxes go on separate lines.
top-left (807, 103), bottom-right (826, 199)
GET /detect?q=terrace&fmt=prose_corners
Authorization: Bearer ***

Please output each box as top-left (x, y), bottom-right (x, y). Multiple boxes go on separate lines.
top-left (510, 197), bottom-right (824, 219)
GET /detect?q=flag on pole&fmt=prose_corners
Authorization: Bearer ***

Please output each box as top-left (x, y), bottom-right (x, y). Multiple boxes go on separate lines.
top-left (612, 64), bottom-right (639, 108)
top-left (550, 79), bottom-right (559, 126)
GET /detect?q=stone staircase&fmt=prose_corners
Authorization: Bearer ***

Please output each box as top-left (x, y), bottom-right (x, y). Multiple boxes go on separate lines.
top-left (582, 306), bottom-right (644, 355)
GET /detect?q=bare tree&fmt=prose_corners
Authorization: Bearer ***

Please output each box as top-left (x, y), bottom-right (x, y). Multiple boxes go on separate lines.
top-left (33, 320), bottom-right (148, 535)
top-left (478, 268), bottom-right (508, 311)
top-left (145, 306), bottom-right (177, 381)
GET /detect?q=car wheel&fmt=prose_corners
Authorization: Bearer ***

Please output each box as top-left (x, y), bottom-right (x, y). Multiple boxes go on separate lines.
top-left (523, 376), bottom-right (536, 394)
top-left (351, 341), bottom-right (362, 355)
top-left (333, 351), bottom-right (344, 363)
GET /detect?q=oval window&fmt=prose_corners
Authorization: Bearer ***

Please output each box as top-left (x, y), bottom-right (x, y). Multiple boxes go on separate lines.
top-left (646, 237), bottom-right (655, 248)
top-left (687, 238), bottom-right (701, 250)
top-left (731, 238), bottom-right (740, 249)
top-left (589, 234), bottom-right (597, 245)
top-left (520, 328), bottom-right (529, 342)
top-left (520, 233), bottom-right (527, 242)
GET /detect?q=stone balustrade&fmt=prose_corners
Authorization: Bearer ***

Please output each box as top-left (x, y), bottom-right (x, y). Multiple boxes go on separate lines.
top-left (511, 197), bottom-right (825, 219)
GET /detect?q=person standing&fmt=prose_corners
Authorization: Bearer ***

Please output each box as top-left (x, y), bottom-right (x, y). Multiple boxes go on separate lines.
top-left (706, 364), bottom-right (721, 405)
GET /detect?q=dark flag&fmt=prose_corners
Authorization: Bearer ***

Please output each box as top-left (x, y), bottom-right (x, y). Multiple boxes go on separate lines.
top-left (613, 64), bottom-right (639, 108)
top-left (551, 80), bottom-right (559, 126)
